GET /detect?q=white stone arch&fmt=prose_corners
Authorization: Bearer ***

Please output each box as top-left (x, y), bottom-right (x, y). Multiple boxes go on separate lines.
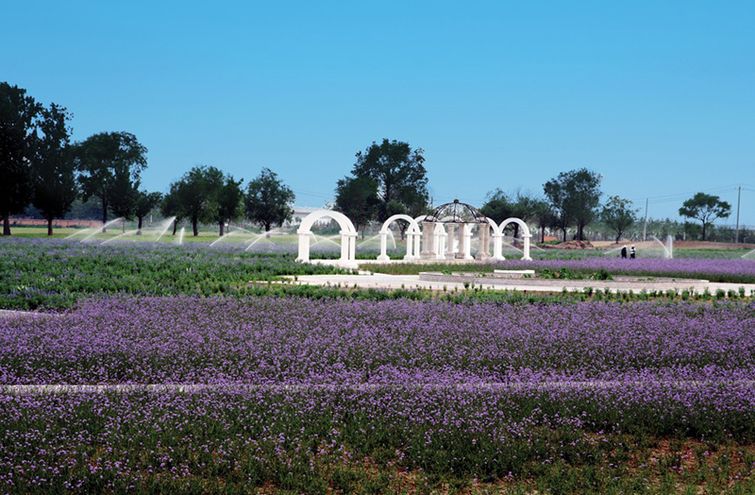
top-left (296, 209), bottom-right (358, 268)
top-left (497, 217), bottom-right (532, 261)
top-left (377, 214), bottom-right (421, 261)
top-left (465, 217), bottom-right (500, 260)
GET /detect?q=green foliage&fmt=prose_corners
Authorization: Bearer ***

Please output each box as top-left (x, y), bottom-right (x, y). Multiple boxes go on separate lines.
top-left (544, 168), bottom-right (602, 241)
top-left (133, 191), bottom-right (162, 232)
top-left (480, 189), bottom-right (514, 223)
top-left (215, 174), bottom-right (243, 235)
top-left (679, 192), bottom-right (732, 241)
top-left (538, 267), bottom-right (613, 281)
top-left (334, 175), bottom-right (380, 233)
top-left (31, 103), bottom-right (78, 235)
top-left (351, 138), bottom-right (429, 221)
top-left (167, 165), bottom-right (228, 236)
top-left (0, 82), bottom-right (41, 235)
top-left (245, 167), bottom-right (295, 231)
top-left (0, 240), bottom-right (344, 309)
top-left (601, 195), bottom-right (637, 243)
top-left (74, 131), bottom-right (148, 226)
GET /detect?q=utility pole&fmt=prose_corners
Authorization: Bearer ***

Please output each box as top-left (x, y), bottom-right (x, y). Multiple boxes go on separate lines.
top-left (642, 198), bottom-right (648, 241)
top-left (734, 185), bottom-right (741, 243)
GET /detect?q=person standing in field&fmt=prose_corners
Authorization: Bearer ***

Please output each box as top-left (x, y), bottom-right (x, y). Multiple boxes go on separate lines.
top-left (621, 246), bottom-right (627, 259)
top-left (630, 245), bottom-right (636, 259)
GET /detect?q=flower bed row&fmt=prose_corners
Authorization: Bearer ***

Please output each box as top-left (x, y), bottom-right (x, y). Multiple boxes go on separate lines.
top-left (1, 297), bottom-right (752, 384)
top-left (372, 257), bottom-right (755, 283)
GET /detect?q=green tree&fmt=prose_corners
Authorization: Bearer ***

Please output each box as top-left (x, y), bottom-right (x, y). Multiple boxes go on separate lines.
top-left (351, 138), bottom-right (429, 220)
top-left (678, 192), bottom-right (731, 241)
top-left (168, 166), bottom-right (224, 237)
top-left (509, 192), bottom-right (541, 240)
top-left (531, 199), bottom-right (557, 243)
top-left (480, 189), bottom-right (514, 224)
top-left (160, 183), bottom-right (184, 236)
top-left (245, 168), bottom-right (295, 232)
top-left (31, 103), bottom-right (77, 236)
top-left (134, 191), bottom-right (163, 234)
top-left (0, 82), bottom-right (41, 235)
top-left (334, 175), bottom-right (379, 235)
top-left (214, 175), bottom-right (243, 236)
top-left (482, 190), bottom-right (541, 241)
top-left (544, 168), bottom-right (602, 241)
top-left (75, 132), bottom-right (147, 231)
top-left (601, 196), bottom-right (637, 243)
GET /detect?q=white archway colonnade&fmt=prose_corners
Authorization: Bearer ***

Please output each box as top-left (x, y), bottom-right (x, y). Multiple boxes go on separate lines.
top-left (295, 209), bottom-right (532, 267)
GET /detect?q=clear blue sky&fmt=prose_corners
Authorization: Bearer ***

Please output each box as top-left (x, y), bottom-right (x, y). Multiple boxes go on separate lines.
top-left (3, 0), bottom-right (754, 224)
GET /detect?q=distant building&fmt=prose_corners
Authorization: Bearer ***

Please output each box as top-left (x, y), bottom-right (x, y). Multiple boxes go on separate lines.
top-left (288, 206), bottom-right (333, 227)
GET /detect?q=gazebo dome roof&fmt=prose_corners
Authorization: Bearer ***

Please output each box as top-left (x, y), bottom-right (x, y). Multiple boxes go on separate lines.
top-left (427, 199), bottom-right (487, 224)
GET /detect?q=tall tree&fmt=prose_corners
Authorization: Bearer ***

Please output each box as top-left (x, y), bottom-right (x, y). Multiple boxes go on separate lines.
top-left (531, 199), bottom-right (557, 243)
top-left (75, 132), bottom-right (147, 231)
top-left (214, 175), bottom-right (243, 236)
top-left (168, 165), bottom-right (223, 237)
top-left (601, 196), bottom-right (637, 243)
top-left (509, 192), bottom-right (540, 240)
top-left (351, 138), bottom-right (429, 220)
top-left (482, 190), bottom-right (540, 241)
top-left (480, 189), bottom-right (514, 224)
top-left (245, 168), bottom-right (294, 232)
top-left (134, 191), bottom-right (162, 234)
top-left (31, 103), bottom-right (77, 236)
top-left (334, 175), bottom-right (379, 235)
top-left (0, 82), bottom-right (41, 235)
top-left (544, 168), bottom-right (602, 241)
top-left (160, 183), bottom-right (183, 236)
top-left (678, 192), bottom-right (731, 241)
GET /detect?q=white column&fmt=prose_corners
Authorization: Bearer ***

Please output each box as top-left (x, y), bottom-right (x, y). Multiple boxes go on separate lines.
top-left (296, 232), bottom-right (310, 262)
top-left (403, 232), bottom-right (415, 260)
top-left (377, 231), bottom-right (390, 261)
top-left (434, 224), bottom-right (447, 260)
top-left (522, 234), bottom-right (532, 261)
top-left (462, 224), bottom-right (473, 260)
top-left (476, 224), bottom-right (490, 260)
top-left (340, 231), bottom-right (350, 261)
top-left (446, 224), bottom-right (456, 258)
top-left (492, 232), bottom-right (505, 260)
top-left (412, 232), bottom-right (421, 259)
top-left (348, 232), bottom-right (356, 261)
top-left (421, 221), bottom-right (435, 258)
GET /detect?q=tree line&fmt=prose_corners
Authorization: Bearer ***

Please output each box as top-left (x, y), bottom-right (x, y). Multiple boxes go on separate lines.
top-left (0, 82), bottom-right (296, 236)
top-left (1, 82), bottom-right (732, 241)
top-left (331, 140), bottom-right (732, 243)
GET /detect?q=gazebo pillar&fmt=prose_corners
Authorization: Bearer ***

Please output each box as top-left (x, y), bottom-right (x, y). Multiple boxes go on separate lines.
top-left (446, 223), bottom-right (456, 259)
top-left (476, 223), bottom-right (490, 260)
top-left (421, 221), bottom-right (435, 259)
top-left (461, 224), bottom-right (474, 260)
top-left (434, 223), bottom-right (447, 260)
top-left (455, 223), bottom-right (466, 259)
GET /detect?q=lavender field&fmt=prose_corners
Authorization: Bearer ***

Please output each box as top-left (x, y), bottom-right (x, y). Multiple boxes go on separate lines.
top-left (375, 257), bottom-right (755, 284)
top-left (1, 297), bottom-right (753, 493)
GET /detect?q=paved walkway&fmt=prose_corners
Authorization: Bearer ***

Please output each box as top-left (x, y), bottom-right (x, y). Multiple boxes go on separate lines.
top-left (289, 273), bottom-right (755, 295)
